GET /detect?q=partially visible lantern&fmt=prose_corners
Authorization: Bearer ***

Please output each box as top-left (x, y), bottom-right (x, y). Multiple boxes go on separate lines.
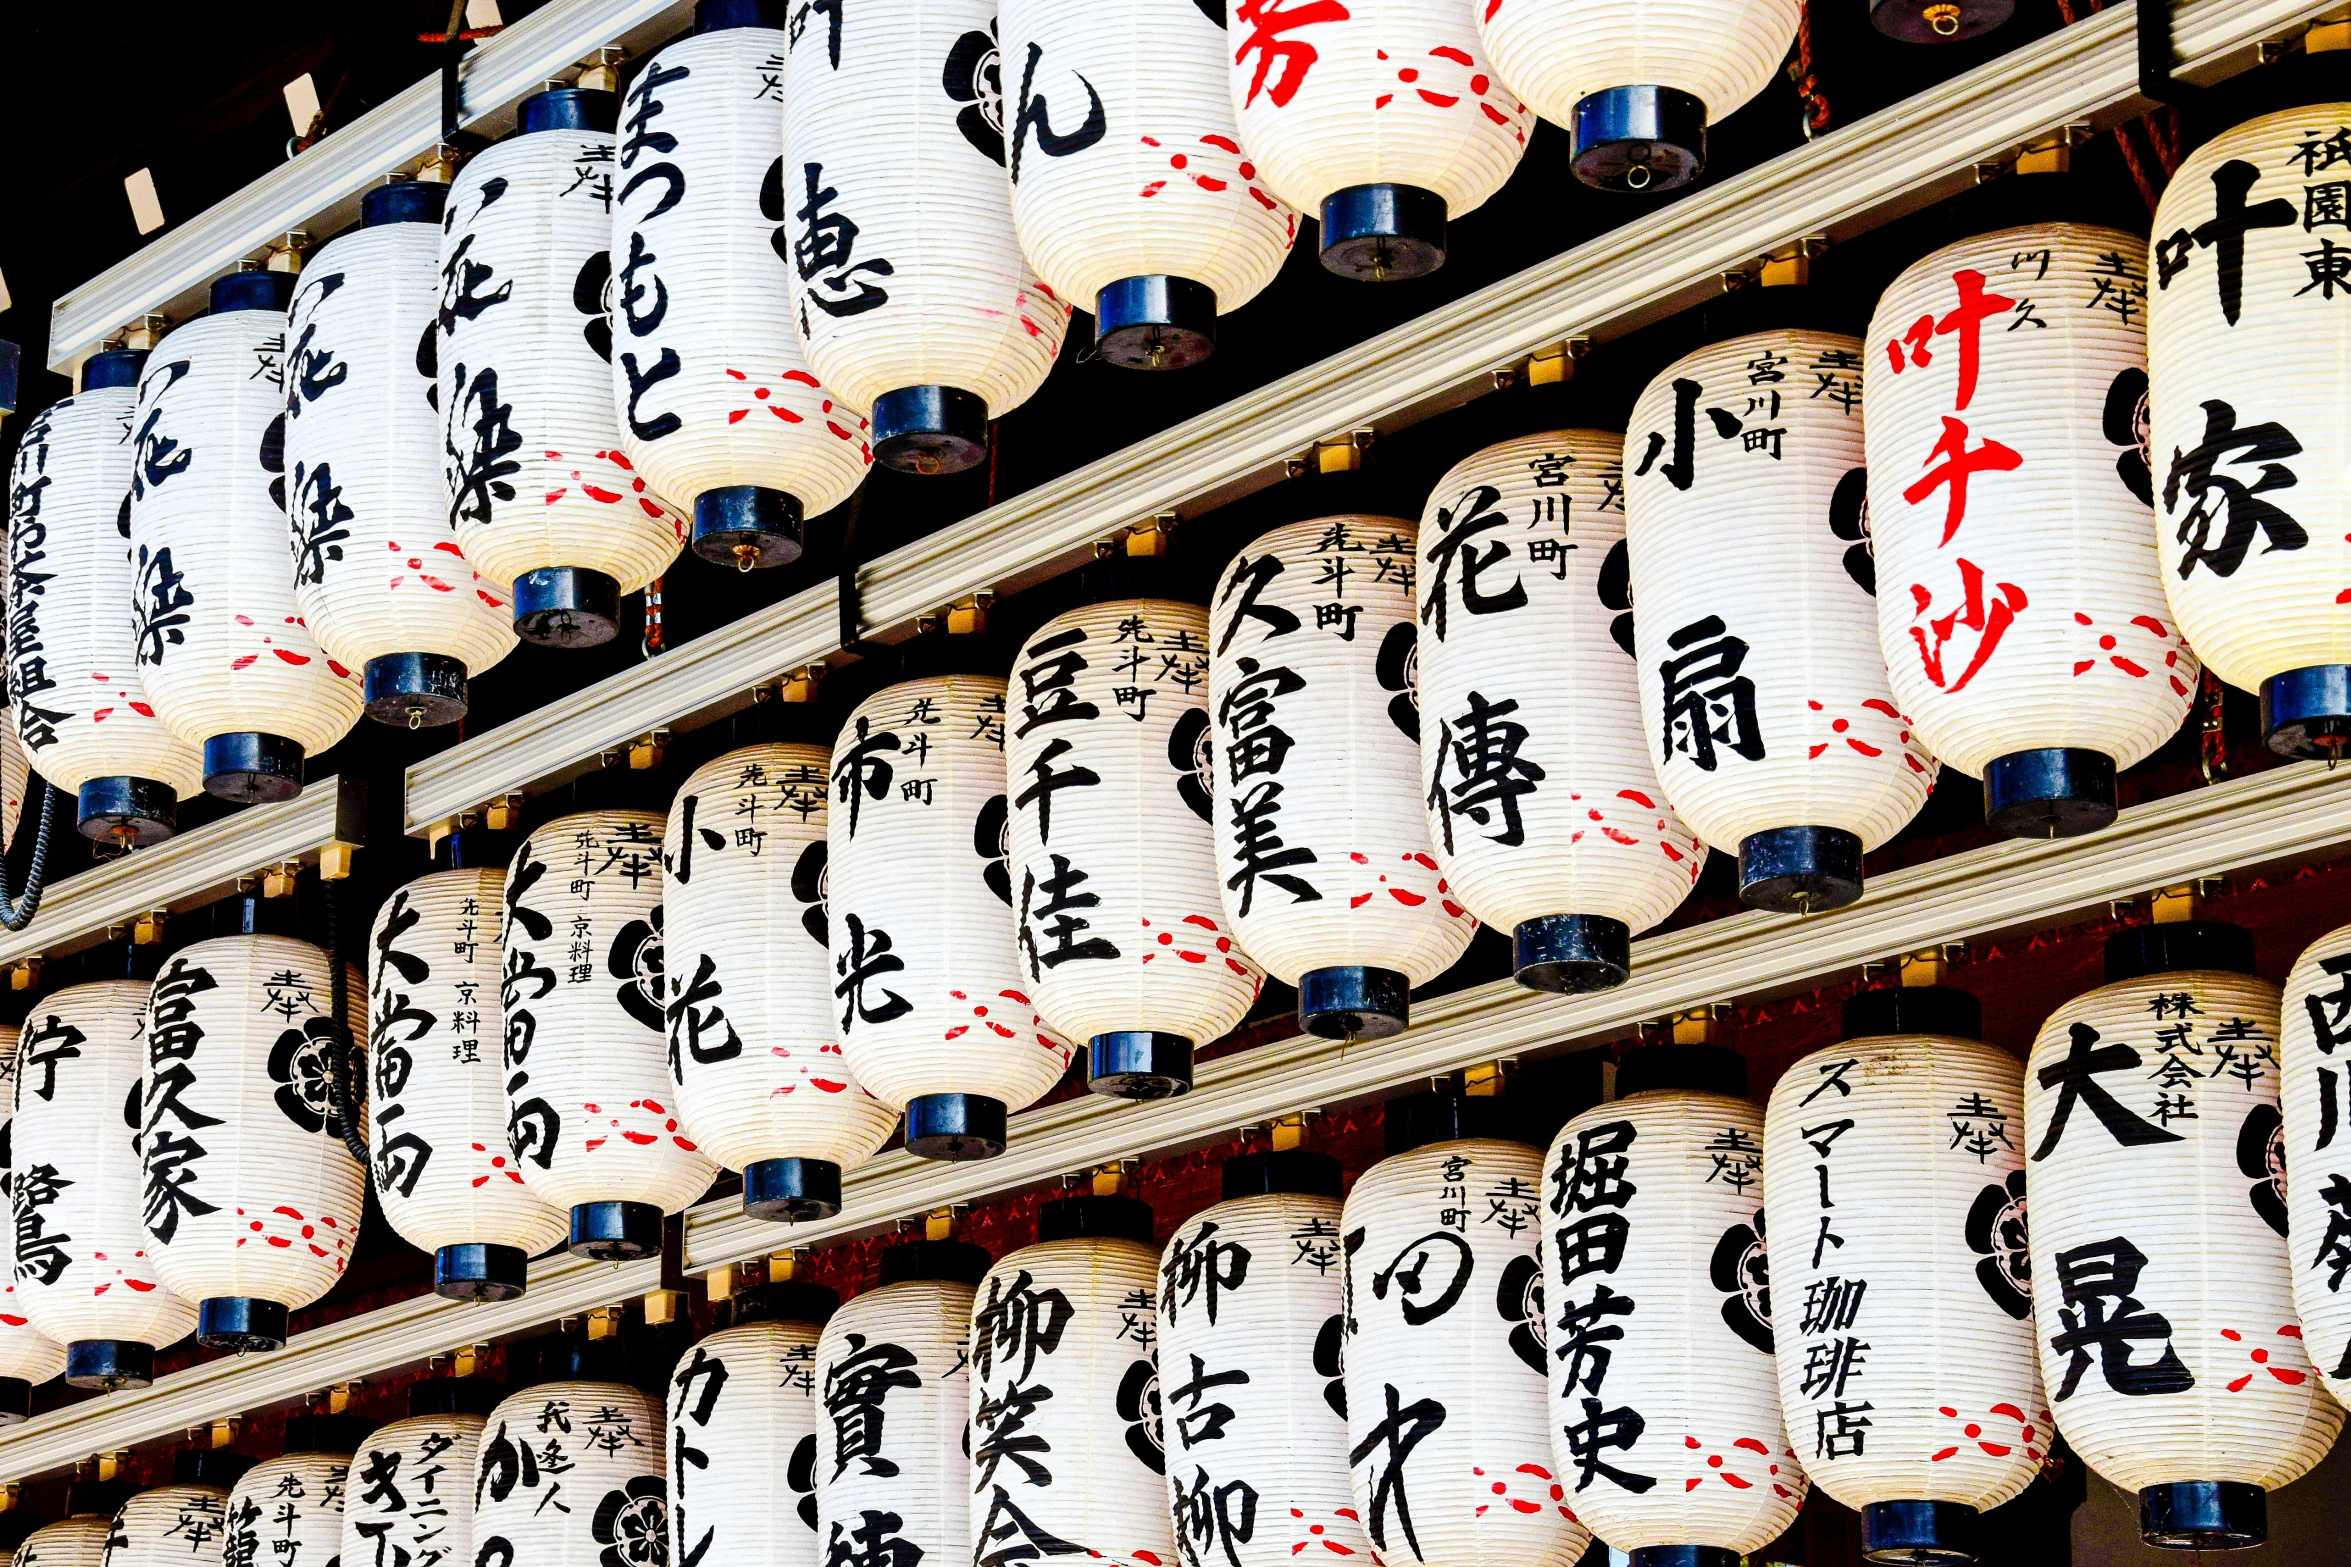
top-left (1416, 431), bottom-right (1704, 994)
top-left (661, 743), bottom-right (896, 1220)
top-left (1208, 517), bottom-right (1477, 1039)
top-left (0, 726), bottom-right (24, 843)
top-left (1006, 599), bottom-right (1262, 1099)
top-left (999, 0), bottom-right (1296, 366)
top-left (666, 1281), bottom-right (838, 1567)
top-left (103, 1453), bottom-right (255, 1567)
top-left (15, 1480), bottom-right (134, 1567)
top-left (224, 1416), bottom-right (365, 1567)
top-left (0, 1025), bottom-right (68, 1419)
top-left (2148, 104), bottom-right (2351, 759)
top-left (127, 273), bottom-right (365, 801)
top-left (441, 87), bottom-right (687, 648)
top-left (2024, 918), bottom-right (2342, 1549)
top-left (2282, 921), bottom-right (2351, 1390)
top-left (1623, 331), bottom-right (1936, 912)
top-left (471, 1347), bottom-right (667, 1567)
top-left (339, 1378), bottom-right (507, 1567)
top-left (500, 810), bottom-right (716, 1259)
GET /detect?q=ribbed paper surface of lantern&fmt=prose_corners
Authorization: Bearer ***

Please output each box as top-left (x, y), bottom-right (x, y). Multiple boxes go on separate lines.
top-left (136, 935), bottom-right (368, 1313)
top-left (2025, 967), bottom-right (2342, 1493)
top-left (816, 1279), bottom-right (976, 1567)
top-left (441, 126), bottom-right (686, 597)
top-left (369, 869), bottom-right (568, 1259)
top-left (1342, 1139), bottom-right (1589, 1567)
top-left (2283, 923), bottom-right (2351, 1393)
top-left (0, 725), bottom-right (25, 844)
top-left (828, 677), bottom-right (1071, 1112)
top-left (286, 221), bottom-right (516, 679)
top-left (224, 1453), bottom-right (348, 1567)
top-left (5, 388), bottom-right (203, 800)
top-left (126, 314), bottom-right (365, 758)
top-left (998, 0), bottom-right (1297, 315)
top-left (340, 1412), bottom-right (485, 1567)
top-left (668, 1318), bottom-right (821, 1567)
top-left (0, 1026), bottom-right (69, 1390)
top-left (661, 745), bottom-right (896, 1176)
top-left (16, 1515), bottom-right (111, 1567)
top-left (103, 1488), bottom-right (232, 1567)
top-left (472, 1382), bottom-right (666, 1567)
top-left (1475, 0), bottom-right (1795, 134)
top-left (1623, 332), bottom-right (1935, 853)
top-left (1207, 517), bottom-right (1477, 987)
top-left (1006, 601), bottom-right (1263, 1055)
top-left (1761, 1034), bottom-right (2046, 1517)
top-left (2146, 104), bottom-right (2351, 697)
top-left (1865, 224), bottom-right (2193, 777)
top-left (781, 0), bottom-right (1068, 419)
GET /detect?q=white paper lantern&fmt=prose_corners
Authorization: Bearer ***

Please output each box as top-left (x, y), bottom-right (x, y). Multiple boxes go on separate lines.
top-left (2024, 922), bottom-right (2342, 1549)
top-left (440, 88), bottom-right (688, 649)
top-left (1474, 0), bottom-right (1795, 192)
top-left (0, 725), bottom-right (25, 845)
top-left (104, 1472), bottom-right (239, 1567)
top-left (500, 809), bottom-right (716, 1259)
top-left (2281, 920), bottom-right (2351, 1395)
top-left (2147, 103), bottom-right (2351, 760)
top-left (1762, 990), bottom-right (2046, 1562)
top-left (0, 1024), bottom-right (67, 1418)
top-left (369, 867), bottom-right (567, 1300)
top-left (472, 1374), bottom-right (666, 1567)
top-left (4, 348), bottom-right (203, 843)
top-left (286, 181), bottom-right (517, 729)
top-left (1208, 516), bottom-right (1476, 1040)
top-left (829, 675), bottom-right (1071, 1160)
top-left (224, 1434), bottom-right (354, 1567)
top-left (1006, 599), bottom-right (1263, 1099)
top-left (1623, 330), bottom-right (1936, 913)
top-left (15, 1503), bottom-right (119, 1567)
top-left (1542, 1056), bottom-right (1806, 1561)
top-left (998, 0), bottom-right (1296, 368)
top-left (612, 18), bottom-right (870, 570)
top-left (126, 275), bottom-right (365, 802)
top-left (1416, 431), bottom-right (1703, 995)
top-left (12, 979), bottom-right (198, 1389)
top-left (666, 1283), bottom-right (836, 1567)
top-left (780, 0), bottom-right (1069, 473)
top-left (341, 1381), bottom-right (503, 1567)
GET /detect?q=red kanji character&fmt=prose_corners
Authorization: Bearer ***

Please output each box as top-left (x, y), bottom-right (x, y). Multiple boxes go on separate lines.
top-left (1904, 415), bottom-right (2023, 545)
top-left (1934, 268), bottom-right (2016, 411)
top-left (1234, 0), bottom-right (1351, 109)
top-left (1909, 558), bottom-right (2028, 693)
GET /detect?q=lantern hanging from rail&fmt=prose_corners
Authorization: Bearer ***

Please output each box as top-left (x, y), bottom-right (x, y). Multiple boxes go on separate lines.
top-left (1416, 430), bottom-right (1704, 994)
top-left (2148, 103), bottom-right (2351, 760)
top-left (471, 1343), bottom-right (668, 1567)
top-left (2283, 920), bottom-right (2351, 1393)
top-left (1869, 0), bottom-right (2012, 42)
top-left (224, 1414), bottom-right (367, 1567)
top-left (440, 86), bottom-right (688, 648)
top-left (286, 180), bottom-right (517, 729)
top-left (666, 1279), bottom-right (837, 1567)
top-left (997, 0), bottom-right (1297, 367)
top-left (500, 810), bottom-right (716, 1259)
top-left (105, 1452), bottom-right (255, 1567)
top-left (15, 1479), bottom-right (135, 1567)
top-left (781, 0), bottom-right (1068, 472)
top-left (340, 1376), bottom-right (508, 1567)
top-left (126, 273), bottom-right (366, 802)
top-left (2023, 911), bottom-right (2342, 1550)
top-left (1623, 330), bottom-right (1936, 913)
top-left (4, 347), bottom-right (203, 843)
top-left (0, 1025), bottom-right (68, 1421)
top-left (1208, 516), bottom-right (1477, 1039)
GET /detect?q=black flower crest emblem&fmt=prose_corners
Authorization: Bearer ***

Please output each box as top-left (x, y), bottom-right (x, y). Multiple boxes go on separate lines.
top-left (1597, 539), bottom-right (1635, 657)
top-left (2237, 1102), bottom-right (2288, 1237)
top-left (266, 1016), bottom-right (344, 1138)
top-left (1168, 708), bottom-right (1213, 822)
top-left (1115, 1357), bottom-right (1164, 1474)
top-left (574, 251), bottom-right (615, 363)
top-left (1495, 1253), bottom-right (1546, 1375)
top-left (1311, 1312), bottom-right (1345, 1419)
top-left (1707, 1210), bottom-right (1773, 1354)
top-left (1964, 1168), bottom-right (2031, 1319)
top-left (975, 794), bottom-right (1012, 906)
top-left (591, 1476), bottom-right (668, 1567)
top-left (942, 24), bottom-right (1005, 165)
top-left (786, 1433), bottom-right (818, 1531)
top-left (2102, 366), bottom-right (2153, 506)
top-left (608, 905), bottom-right (666, 1032)
top-left (1830, 465), bottom-right (1874, 595)
top-left (790, 839), bottom-right (829, 948)
top-left (1376, 621), bottom-right (1419, 743)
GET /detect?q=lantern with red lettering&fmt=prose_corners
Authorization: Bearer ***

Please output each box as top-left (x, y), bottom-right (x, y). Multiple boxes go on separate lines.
top-left (667, 1281), bottom-right (837, 1567)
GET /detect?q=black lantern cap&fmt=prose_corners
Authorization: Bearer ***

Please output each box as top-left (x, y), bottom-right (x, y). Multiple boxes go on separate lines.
top-left (282, 1413), bottom-right (374, 1455)
top-left (1383, 1090), bottom-right (1529, 1156)
top-left (569, 1201), bottom-right (665, 1261)
top-left (172, 1449), bottom-right (257, 1487)
top-left (1037, 1194), bottom-right (1155, 1246)
top-left (519, 87), bottom-right (619, 135)
top-left (197, 1295), bottom-right (291, 1352)
top-left (745, 1157), bottom-right (845, 1222)
top-left (1088, 1032), bottom-right (1193, 1100)
top-left (66, 1479), bottom-right (135, 1518)
top-left (435, 1242), bottom-right (530, 1302)
top-left (1299, 965), bottom-right (1410, 1039)
top-left (1628, 1546), bottom-right (1740, 1567)
top-left (1616, 1044), bottom-right (1749, 1099)
top-left (2140, 1480), bottom-right (2265, 1550)
top-left (83, 348), bottom-right (149, 390)
top-left (1513, 913), bottom-right (1632, 994)
top-left (203, 732), bottom-right (306, 803)
top-left (692, 485), bottom-right (803, 571)
top-left (1842, 986), bottom-right (1984, 1043)
top-left (731, 1281), bottom-right (841, 1327)
top-left (66, 1338), bottom-right (157, 1390)
top-left (0, 1378), bottom-right (28, 1426)
top-left (409, 1377), bottom-right (508, 1418)
top-left (2105, 921), bottom-right (2257, 983)
top-left (1870, 0), bottom-right (2014, 40)
top-left (1220, 1149), bottom-right (1343, 1201)
top-left (1094, 275), bottom-right (1218, 370)
top-left (361, 181), bottom-right (449, 227)
top-left (696, 0), bottom-right (786, 28)
top-left (2261, 665), bottom-right (2351, 760)
top-left (1983, 747), bottom-right (2116, 839)
top-left (1571, 86), bottom-right (1707, 193)
top-left (77, 776), bottom-right (177, 846)
top-left (512, 567), bottom-right (622, 649)
top-left (877, 1239), bottom-right (994, 1287)
top-left (210, 271), bottom-right (298, 314)
top-left (1738, 824), bottom-right (1863, 912)
top-left (1318, 183), bottom-right (1446, 280)
top-left (367, 653), bottom-right (470, 729)
top-left (872, 385), bottom-right (990, 475)
top-left (905, 1093), bottom-right (1008, 1161)
top-left (530, 1332), bottom-right (630, 1385)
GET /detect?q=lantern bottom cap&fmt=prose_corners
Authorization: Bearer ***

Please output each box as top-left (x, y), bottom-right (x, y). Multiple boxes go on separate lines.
top-left (1870, 0), bottom-right (2015, 40)
top-left (0, 1378), bottom-right (28, 1424)
top-left (2139, 1480), bottom-right (2266, 1550)
top-left (872, 384), bottom-right (989, 476)
top-left (1298, 965), bottom-right (1410, 1040)
top-left (1513, 912), bottom-right (1632, 993)
top-left (1861, 1499), bottom-right (1981, 1563)
top-left (1571, 85), bottom-right (1708, 193)
top-left (1627, 1548), bottom-right (1741, 1567)
top-left (743, 1157), bottom-right (844, 1221)
top-left (65, 1338), bottom-right (156, 1390)
top-left (2261, 665), bottom-right (2351, 760)
top-left (512, 567), bottom-right (622, 649)
top-left (196, 1295), bottom-right (291, 1352)
top-left (1738, 824), bottom-right (1863, 913)
top-left (1094, 275), bottom-right (1218, 370)
top-left (77, 775), bottom-right (178, 846)
top-left (365, 652), bottom-right (470, 728)
top-left (692, 485), bottom-right (804, 571)
top-left (202, 732), bottom-right (306, 804)
top-left (434, 1242), bottom-right (530, 1301)
top-left (568, 1201), bottom-right (665, 1261)
top-left (1983, 746), bottom-right (2116, 839)
top-left (1087, 1032), bottom-right (1195, 1099)
top-left (1318, 184), bottom-right (1448, 281)
top-left (904, 1093), bottom-right (1009, 1161)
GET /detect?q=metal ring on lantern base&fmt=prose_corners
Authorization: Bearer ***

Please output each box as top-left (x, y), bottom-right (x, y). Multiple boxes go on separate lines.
top-left (692, 485), bottom-right (803, 570)
top-left (1861, 1499), bottom-right (1980, 1565)
top-left (65, 1338), bottom-right (156, 1391)
top-left (1738, 824), bottom-right (1864, 912)
top-left (1512, 912), bottom-right (1632, 994)
top-left (743, 1156), bottom-right (844, 1221)
top-left (904, 1092), bottom-right (1008, 1161)
top-left (203, 731), bottom-right (305, 804)
top-left (1318, 184), bottom-right (1448, 281)
top-left (1983, 747), bottom-right (2116, 839)
top-left (1629, 1547), bottom-right (1741, 1567)
top-left (1299, 964), bottom-right (1410, 1038)
top-left (0, 1377), bottom-right (29, 1424)
top-left (433, 1242), bottom-right (529, 1302)
top-left (2261, 665), bottom-right (2351, 760)
top-left (2139, 1481), bottom-right (2266, 1551)
top-left (512, 566), bottom-right (622, 648)
top-left (1094, 275), bottom-right (1218, 370)
top-left (569, 1200), bottom-right (665, 1261)
top-left (1870, 0), bottom-right (2014, 41)
top-left (872, 385), bottom-right (989, 475)
top-left (1087, 1031), bottom-right (1194, 1099)
top-left (365, 652), bottom-right (470, 729)
top-left (197, 1295), bottom-right (291, 1353)
top-left (1571, 85), bottom-right (1708, 193)
top-left (78, 775), bottom-right (177, 845)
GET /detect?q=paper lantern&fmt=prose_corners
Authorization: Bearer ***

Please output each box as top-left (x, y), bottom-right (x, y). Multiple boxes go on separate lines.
top-left (612, 11), bottom-right (869, 569)
top-left (339, 1378), bottom-right (507, 1567)
top-left (471, 1361), bottom-right (666, 1567)
top-left (224, 1418), bottom-right (365, 1567)
top-left (1208, 516), bottom-right (1476, 1039)
top-left (1005, 599), bottom-right (1262, 1099)
top-left (1415, 431), bottom-right (1703, 994)
top-left (0, 1024), bottom-right (68, 1419)
top-left (1475, 0), bottom-right (1794, 191)
top-left (369, 866), bottom-right (567, 1301)
top-left (1227, 0), bottom-right (1529, 279)
top-left (1866, 224), bottom-right (2193, 839)
top-left (2024, 921), bottom-right (2342, 1549)
top-left (1542, 1052), bottom-right (1806, 1564)
top-left (16, 1483), bottom-right (134, 1567)
top-left (1342, 1101), bottom-right (1590, 1567)
top-left (1867, 0), bottom-right (2012, 42)
top-left (12, 979), bottom-right (198, 1389)
top-left (780, 0), bottom-right (1069, 472)
top-left (103, 1454), bottom-right (254, 1567)
top-left (2147, 103), bottom-right (2351, 759)
top-left (829, 675), bottom-right (1071, 1160)
top-left (440, 87), bottom-right (687, 648)
top-left (286, 180), bottom-right (516, 729)
top-left (4, 347), bottom-right (203, 843)
top-left (0, 725), bottom-right (25, 845)
top-left (661, 742), bottom-right (895, 1219)
top-left (998, 0), bottom-right (1296, 367)
top-left (126, 273), bottom-right (364, 802)
top-left (1623, 330), bottom-right (1936, 912)
top-left (2282, 920), bottom-right (2351, 1392)
top-left (666, 1282), bottom-right (837, 1567)
top-left (967, 1194), bottom-right (1172, 1567)
top-left (136, 932), bottom-right (367, 1352)
top-left (1762, 988), bottom-right (2046, 1563)
top-left (500, 809), bottom-right (716, 1258)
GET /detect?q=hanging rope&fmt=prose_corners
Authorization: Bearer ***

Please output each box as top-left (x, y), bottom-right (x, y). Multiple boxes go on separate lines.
top-left (1787, 0), bottom-right (1833, 141)
top-left (0, 782), bottom-right (65, 932)
top-left (320, 875), bottom-right (373, 1169)
top-left (641, 577), bottom-right (667, 660)
top-left (2054, 0), bottom-right (2184, 212)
